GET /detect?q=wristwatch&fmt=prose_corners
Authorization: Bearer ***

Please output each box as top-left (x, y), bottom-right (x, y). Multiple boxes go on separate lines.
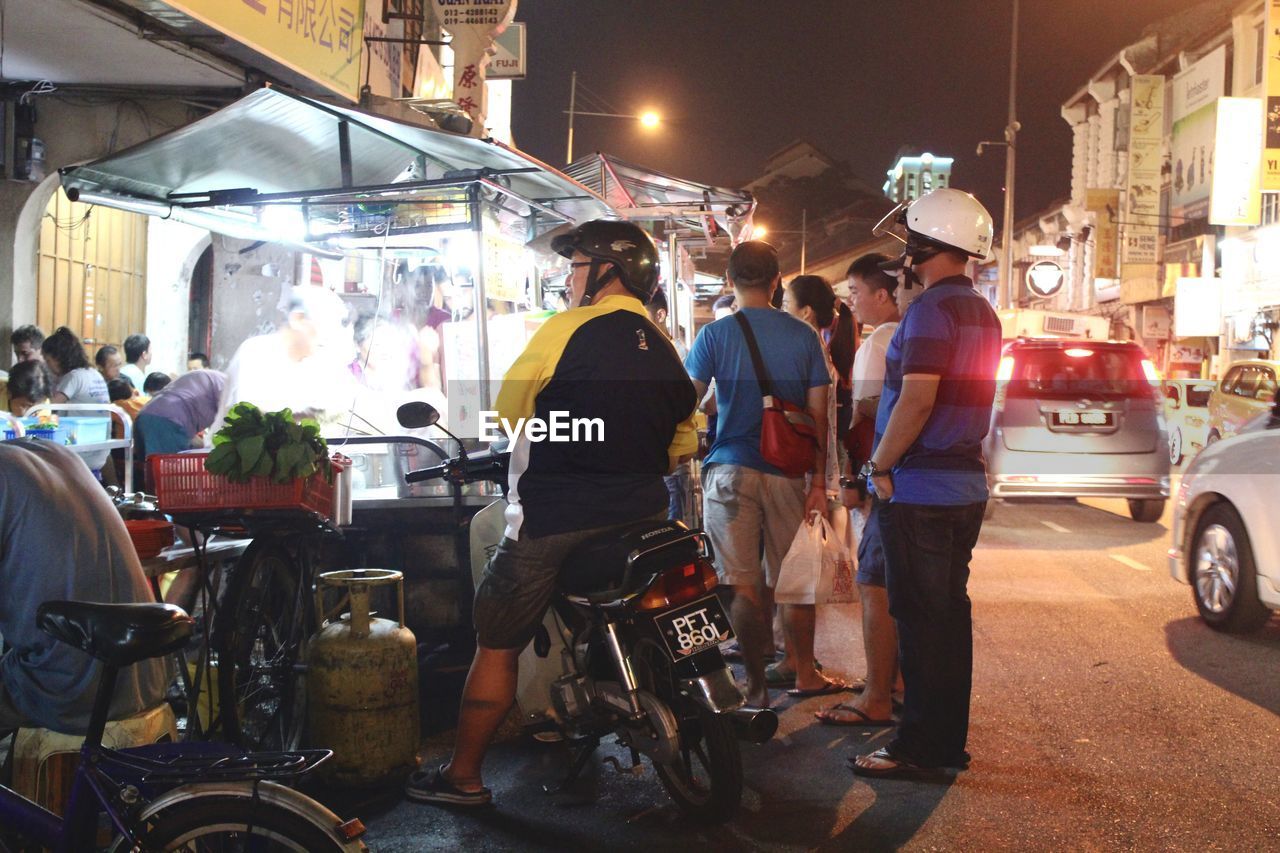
top-left (859, 460), bottom-right (890, 481)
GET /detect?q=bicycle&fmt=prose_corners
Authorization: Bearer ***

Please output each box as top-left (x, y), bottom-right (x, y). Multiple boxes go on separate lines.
top-left (0, 600), bottom-right (366, 852)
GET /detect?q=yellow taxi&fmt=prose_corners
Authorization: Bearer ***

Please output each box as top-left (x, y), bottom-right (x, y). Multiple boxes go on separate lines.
top-left (1206, 359), bottom-right (1280, 445)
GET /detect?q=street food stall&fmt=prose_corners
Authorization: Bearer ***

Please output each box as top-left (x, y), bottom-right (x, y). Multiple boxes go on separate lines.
top-left (56, 87), bottom-right (618, 742)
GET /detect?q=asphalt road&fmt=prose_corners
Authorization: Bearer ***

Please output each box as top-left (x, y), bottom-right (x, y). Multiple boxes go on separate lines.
top-left (354, 496), bottom-right (1280, 851)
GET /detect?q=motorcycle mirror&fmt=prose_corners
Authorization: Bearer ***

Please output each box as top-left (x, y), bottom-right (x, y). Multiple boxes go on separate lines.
top-left (397, 401), bottom-right (440, 429)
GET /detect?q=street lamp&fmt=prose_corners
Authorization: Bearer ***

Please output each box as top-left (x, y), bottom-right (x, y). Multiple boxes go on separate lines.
top-left (977, 0), bottom-right (1020, 310)
top-left (564, 71), bottom-right (661, 164)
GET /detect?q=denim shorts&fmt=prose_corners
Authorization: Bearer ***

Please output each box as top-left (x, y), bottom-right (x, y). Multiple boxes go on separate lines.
top-left (855, 498), bottom-right (887, 588)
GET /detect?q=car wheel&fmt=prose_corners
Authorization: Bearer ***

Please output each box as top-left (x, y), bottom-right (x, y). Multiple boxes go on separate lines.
top-left (1206, 429), bottom-right (1221, 446)
top-left (1191, 503), bottom-right (1270, 633)
top-left (1168, 427), bottom-right (1183, 465)
top-left (1127, 499), bottom-right (1164, 523)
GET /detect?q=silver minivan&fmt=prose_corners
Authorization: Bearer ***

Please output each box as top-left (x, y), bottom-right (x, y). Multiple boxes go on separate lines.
top-left (984, 339), bottom-right (1171, 522)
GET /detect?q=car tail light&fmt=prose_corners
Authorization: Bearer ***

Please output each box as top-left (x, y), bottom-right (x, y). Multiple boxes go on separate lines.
top-left (1140, 358), bottom-right (1163, 402)
top-left (996, 356), bottom-right (1015, 382)
top-left (637, 559), bottom-right (719, 612)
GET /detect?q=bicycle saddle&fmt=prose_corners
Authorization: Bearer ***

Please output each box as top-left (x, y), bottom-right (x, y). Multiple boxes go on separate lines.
top-left (560, 520), bottom-right (701, 601)
top-left (37, 601), bottom-right (193, 667)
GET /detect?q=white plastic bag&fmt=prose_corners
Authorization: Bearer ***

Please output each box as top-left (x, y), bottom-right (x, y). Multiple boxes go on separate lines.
top-left (775, 511), bottom-right (856, 605)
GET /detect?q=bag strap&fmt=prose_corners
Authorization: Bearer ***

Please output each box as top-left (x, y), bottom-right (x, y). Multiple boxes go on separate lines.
top-left (733, 311), bottom-right (776, 398)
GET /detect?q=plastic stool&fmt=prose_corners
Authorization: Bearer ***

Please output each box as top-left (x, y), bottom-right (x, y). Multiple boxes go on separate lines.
top-left (12, 703), bottom-right (177, 815)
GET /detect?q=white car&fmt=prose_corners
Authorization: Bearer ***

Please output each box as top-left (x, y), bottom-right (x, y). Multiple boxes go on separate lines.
top-left (1163, 379), bottom-right (1214, 466)
top-left (1168, 404), bottom-right (1280, 632)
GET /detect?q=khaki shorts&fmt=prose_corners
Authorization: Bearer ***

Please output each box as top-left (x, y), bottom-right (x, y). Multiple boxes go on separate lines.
top-left (701, 463), bottom-right (806, 589)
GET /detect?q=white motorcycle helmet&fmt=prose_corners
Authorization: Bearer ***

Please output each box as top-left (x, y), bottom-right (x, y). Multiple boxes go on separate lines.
top-left (874, 188), bottom-right (994, 265)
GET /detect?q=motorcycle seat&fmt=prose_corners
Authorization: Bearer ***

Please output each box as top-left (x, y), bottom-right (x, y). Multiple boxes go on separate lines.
top-left (559, 520), bottom-right (702, 602)
top-left (37, 601), bottom-right (193, 668)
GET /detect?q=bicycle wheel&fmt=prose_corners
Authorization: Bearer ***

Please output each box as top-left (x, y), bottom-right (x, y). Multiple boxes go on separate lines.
top-left (115, 793), bottom-right (356, 851)
top-left (215, 538), bottom-right (309, 751)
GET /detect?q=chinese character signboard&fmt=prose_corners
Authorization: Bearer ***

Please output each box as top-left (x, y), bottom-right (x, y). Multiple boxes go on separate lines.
top-left (1086, 188), bottom-right (1120, 280)
top-left (165, 0), bottom-right (365, 101)
top-left (1123, 75), bottom-right (1164, 265)
top-left (434, 0), bottom-right (516, 131)
top-left (1170, 46), bottom-right (1226, 224)
top-left (1210, 97), bottom-right (1264, 226)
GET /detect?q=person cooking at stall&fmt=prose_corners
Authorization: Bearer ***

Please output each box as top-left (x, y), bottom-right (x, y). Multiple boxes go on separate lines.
top-left (214, 285), bottom-right (356, 431)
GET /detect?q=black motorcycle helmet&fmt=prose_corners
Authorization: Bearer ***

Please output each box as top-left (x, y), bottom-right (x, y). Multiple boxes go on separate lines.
top-left (551, 219), bottom-right (660, 306)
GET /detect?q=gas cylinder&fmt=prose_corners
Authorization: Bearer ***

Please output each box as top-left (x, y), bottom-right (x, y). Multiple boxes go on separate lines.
top-left (307, 568), bottom-right (419, 786)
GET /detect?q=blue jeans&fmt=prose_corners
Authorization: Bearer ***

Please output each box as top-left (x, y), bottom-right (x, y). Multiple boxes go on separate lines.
top-left (880, 500), bottom-right (986, 768)
top-left (664, 462), bottom-right (691, 524)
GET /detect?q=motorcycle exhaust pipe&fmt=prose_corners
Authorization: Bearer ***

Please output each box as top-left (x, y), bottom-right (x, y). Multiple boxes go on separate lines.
top-left (728, 706), bottom-right (778, 744)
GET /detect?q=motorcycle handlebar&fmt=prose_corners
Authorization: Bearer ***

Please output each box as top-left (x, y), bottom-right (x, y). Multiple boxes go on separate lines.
top-left (403, 451), bottom-right (510, 485)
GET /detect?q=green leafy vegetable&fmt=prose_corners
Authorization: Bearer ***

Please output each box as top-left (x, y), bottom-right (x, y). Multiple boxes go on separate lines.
top-left (204, 403), bottom-right (332, 485)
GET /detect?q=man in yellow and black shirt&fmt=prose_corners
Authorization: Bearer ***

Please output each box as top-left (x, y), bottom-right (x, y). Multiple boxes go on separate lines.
top-left (406, 219), bottom-right (698, 807)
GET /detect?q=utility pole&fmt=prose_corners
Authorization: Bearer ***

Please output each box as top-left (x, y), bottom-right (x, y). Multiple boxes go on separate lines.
top-left (566, 70), bottom-right (578, 165)
top-left (800, 208), bottom-right (807, 275)
top-left (1001, 0), bottom-right (1020, 310)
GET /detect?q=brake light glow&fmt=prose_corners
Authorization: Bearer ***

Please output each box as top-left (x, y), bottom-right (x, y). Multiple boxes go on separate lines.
top-left (1064, 348), bottom-right (1094, 358)
top-left (996, 356), bottom-right (1015, 382)
top-left (637, 559), bottom-right (719, 612)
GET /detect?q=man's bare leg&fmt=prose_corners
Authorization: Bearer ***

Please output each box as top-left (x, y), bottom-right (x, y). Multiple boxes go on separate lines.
top-left (780, 604), bottom-right (828, 691)
top-left (839, 583), bottom-right (898, 720)
top-left (442, 645), bottom-right (521, 791)
top-left (730, 584), bottom-right (770, 707)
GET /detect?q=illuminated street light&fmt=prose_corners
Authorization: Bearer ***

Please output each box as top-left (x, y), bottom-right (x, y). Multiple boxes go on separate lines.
top-left (751, 209), bottom-right (809, 273)
top-left (564, 71), bottom-right (662, 163)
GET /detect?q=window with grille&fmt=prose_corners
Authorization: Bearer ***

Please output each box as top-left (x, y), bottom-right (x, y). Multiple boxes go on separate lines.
top-left (37, 188), bottom-right (147, 352)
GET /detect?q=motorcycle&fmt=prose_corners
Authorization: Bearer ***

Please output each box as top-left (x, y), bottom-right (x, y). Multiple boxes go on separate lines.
top-left (396, 402), bottom-right (776, 822)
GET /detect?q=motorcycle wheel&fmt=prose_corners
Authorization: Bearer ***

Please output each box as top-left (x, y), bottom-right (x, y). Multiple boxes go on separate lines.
top-left (635, 641), bottom-right (743, 822)
top-left (655, 705), bottom-right (742, 823)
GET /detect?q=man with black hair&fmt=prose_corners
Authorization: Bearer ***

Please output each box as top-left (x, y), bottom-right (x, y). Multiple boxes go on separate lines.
top-left (10, 325), bottom-right (45, 364)
top-left (187, 352), bottom-right (210, 372)
top-left (817, 253), bottom-right (902, 729)
top-left (4, 360), bottom-right (52, 416)
top-left (121, 334), bottom-right (151, 389)
top-left (143, 372), bottom-right (171, 395)
top-left (687, 241), bottom-right (837, 707)
top-left (95, 345), bottom-right (123, 382)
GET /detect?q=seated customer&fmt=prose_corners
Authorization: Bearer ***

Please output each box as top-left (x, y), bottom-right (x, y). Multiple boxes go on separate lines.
top-left (0, 440), bottom-right (170, 739)
top-left (5, 360), bottom-right (52, 417)
top-left (143, 372), bottom-right (172, 395)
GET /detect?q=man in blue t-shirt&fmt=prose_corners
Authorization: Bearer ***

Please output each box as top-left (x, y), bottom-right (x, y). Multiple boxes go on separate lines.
top-left (686, 241), bottom-right (834, 707)
top-left (851, 189), bottom-right (1002, 780)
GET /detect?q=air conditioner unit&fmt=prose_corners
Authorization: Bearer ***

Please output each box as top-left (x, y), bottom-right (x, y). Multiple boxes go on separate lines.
top-left (1043, 315), bottom-right (1080, 335)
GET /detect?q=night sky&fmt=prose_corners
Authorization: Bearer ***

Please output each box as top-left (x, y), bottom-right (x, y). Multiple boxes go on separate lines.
top-left (510, 0), bottom-right (1196, 228)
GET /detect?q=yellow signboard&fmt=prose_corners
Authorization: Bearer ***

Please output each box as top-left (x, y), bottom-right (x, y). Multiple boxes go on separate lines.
top-left (1265, 0), bottom-right (1280, 190)
top-left (1085, 188), bottom-right (1120, 280)
top-left (164, 0), bottom-right (365, 101)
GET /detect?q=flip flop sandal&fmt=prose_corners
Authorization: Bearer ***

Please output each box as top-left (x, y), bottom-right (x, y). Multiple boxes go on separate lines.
top-left (785, 679), bottom-right (852, 698)
top-left (848, 748), bottom-right (944, 780)
top-left (814, 703), bottom-right (895, 727)
top-left (404, 765), bottom-right (493, 807)
top-left (764, 662), bottom-right (797, 687)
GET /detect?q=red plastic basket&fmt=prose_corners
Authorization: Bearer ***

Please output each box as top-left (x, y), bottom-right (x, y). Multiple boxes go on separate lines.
top-left (150, 452), bottom-right (341, 520)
